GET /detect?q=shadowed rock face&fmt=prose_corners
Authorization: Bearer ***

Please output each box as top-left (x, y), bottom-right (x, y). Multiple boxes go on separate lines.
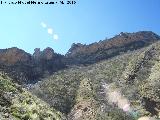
top-left (142, 97), bottom-right (159, 116)
top-left (33, 48), bottom-right (41, 60)
top-left (33, 47), bottom-right (55, 60)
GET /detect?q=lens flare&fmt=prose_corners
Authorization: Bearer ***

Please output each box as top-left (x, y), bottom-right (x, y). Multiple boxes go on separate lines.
top-left (104, 84), bottom-right (131, 112)
top-left (102, 83), bottom-right (158, 120)
top-left (123, 103), bottom-right (130, 112)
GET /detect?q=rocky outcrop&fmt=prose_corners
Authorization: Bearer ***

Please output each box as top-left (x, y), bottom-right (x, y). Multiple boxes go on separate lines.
top-left (65, 31), bottom-right (160, 65)
top-left (42, 47), bottom-right (55, 60)
top-left (0, 47), bottom-right (32, 65)
top-left (33, 47), bottom-right (55, 60)
top-left (0, 47), bottom-right (65, 84)
top-left (33, 48), bottom-right (41, 60)
top-left (33, 47), bottom-right (65, 77)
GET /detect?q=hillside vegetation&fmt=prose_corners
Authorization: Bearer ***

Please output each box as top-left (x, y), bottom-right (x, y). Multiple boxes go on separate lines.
top-left (31, 41), bottom-right (160, 120)
top-left (0, 72), bottom-right (66, 120)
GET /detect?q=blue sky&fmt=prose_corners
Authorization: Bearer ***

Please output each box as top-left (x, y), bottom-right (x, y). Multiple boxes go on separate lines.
top-left (0, 0), bottom-right (160, 54)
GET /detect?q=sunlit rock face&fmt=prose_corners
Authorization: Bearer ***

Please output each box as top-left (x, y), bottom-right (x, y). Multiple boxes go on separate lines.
top-left (42, 47), bottom-right (55, 60)
top-left (65, 31), bottom-right (160, 65)
top-left (0, 47), bottom-right (32, 65)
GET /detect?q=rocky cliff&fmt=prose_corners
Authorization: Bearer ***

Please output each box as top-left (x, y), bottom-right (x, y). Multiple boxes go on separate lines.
top-left (65, 31), bottom-right (160, 65)
top-left (0, 47), bottom-right (65, 84)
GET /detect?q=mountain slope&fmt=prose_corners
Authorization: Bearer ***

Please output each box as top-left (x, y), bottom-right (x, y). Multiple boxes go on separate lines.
top-left (0, 72), bottom-right (66, 120)
top-left (31, 41), bottom-right (160, 120)
top-left (0, 31), bottom-right (159, 85)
